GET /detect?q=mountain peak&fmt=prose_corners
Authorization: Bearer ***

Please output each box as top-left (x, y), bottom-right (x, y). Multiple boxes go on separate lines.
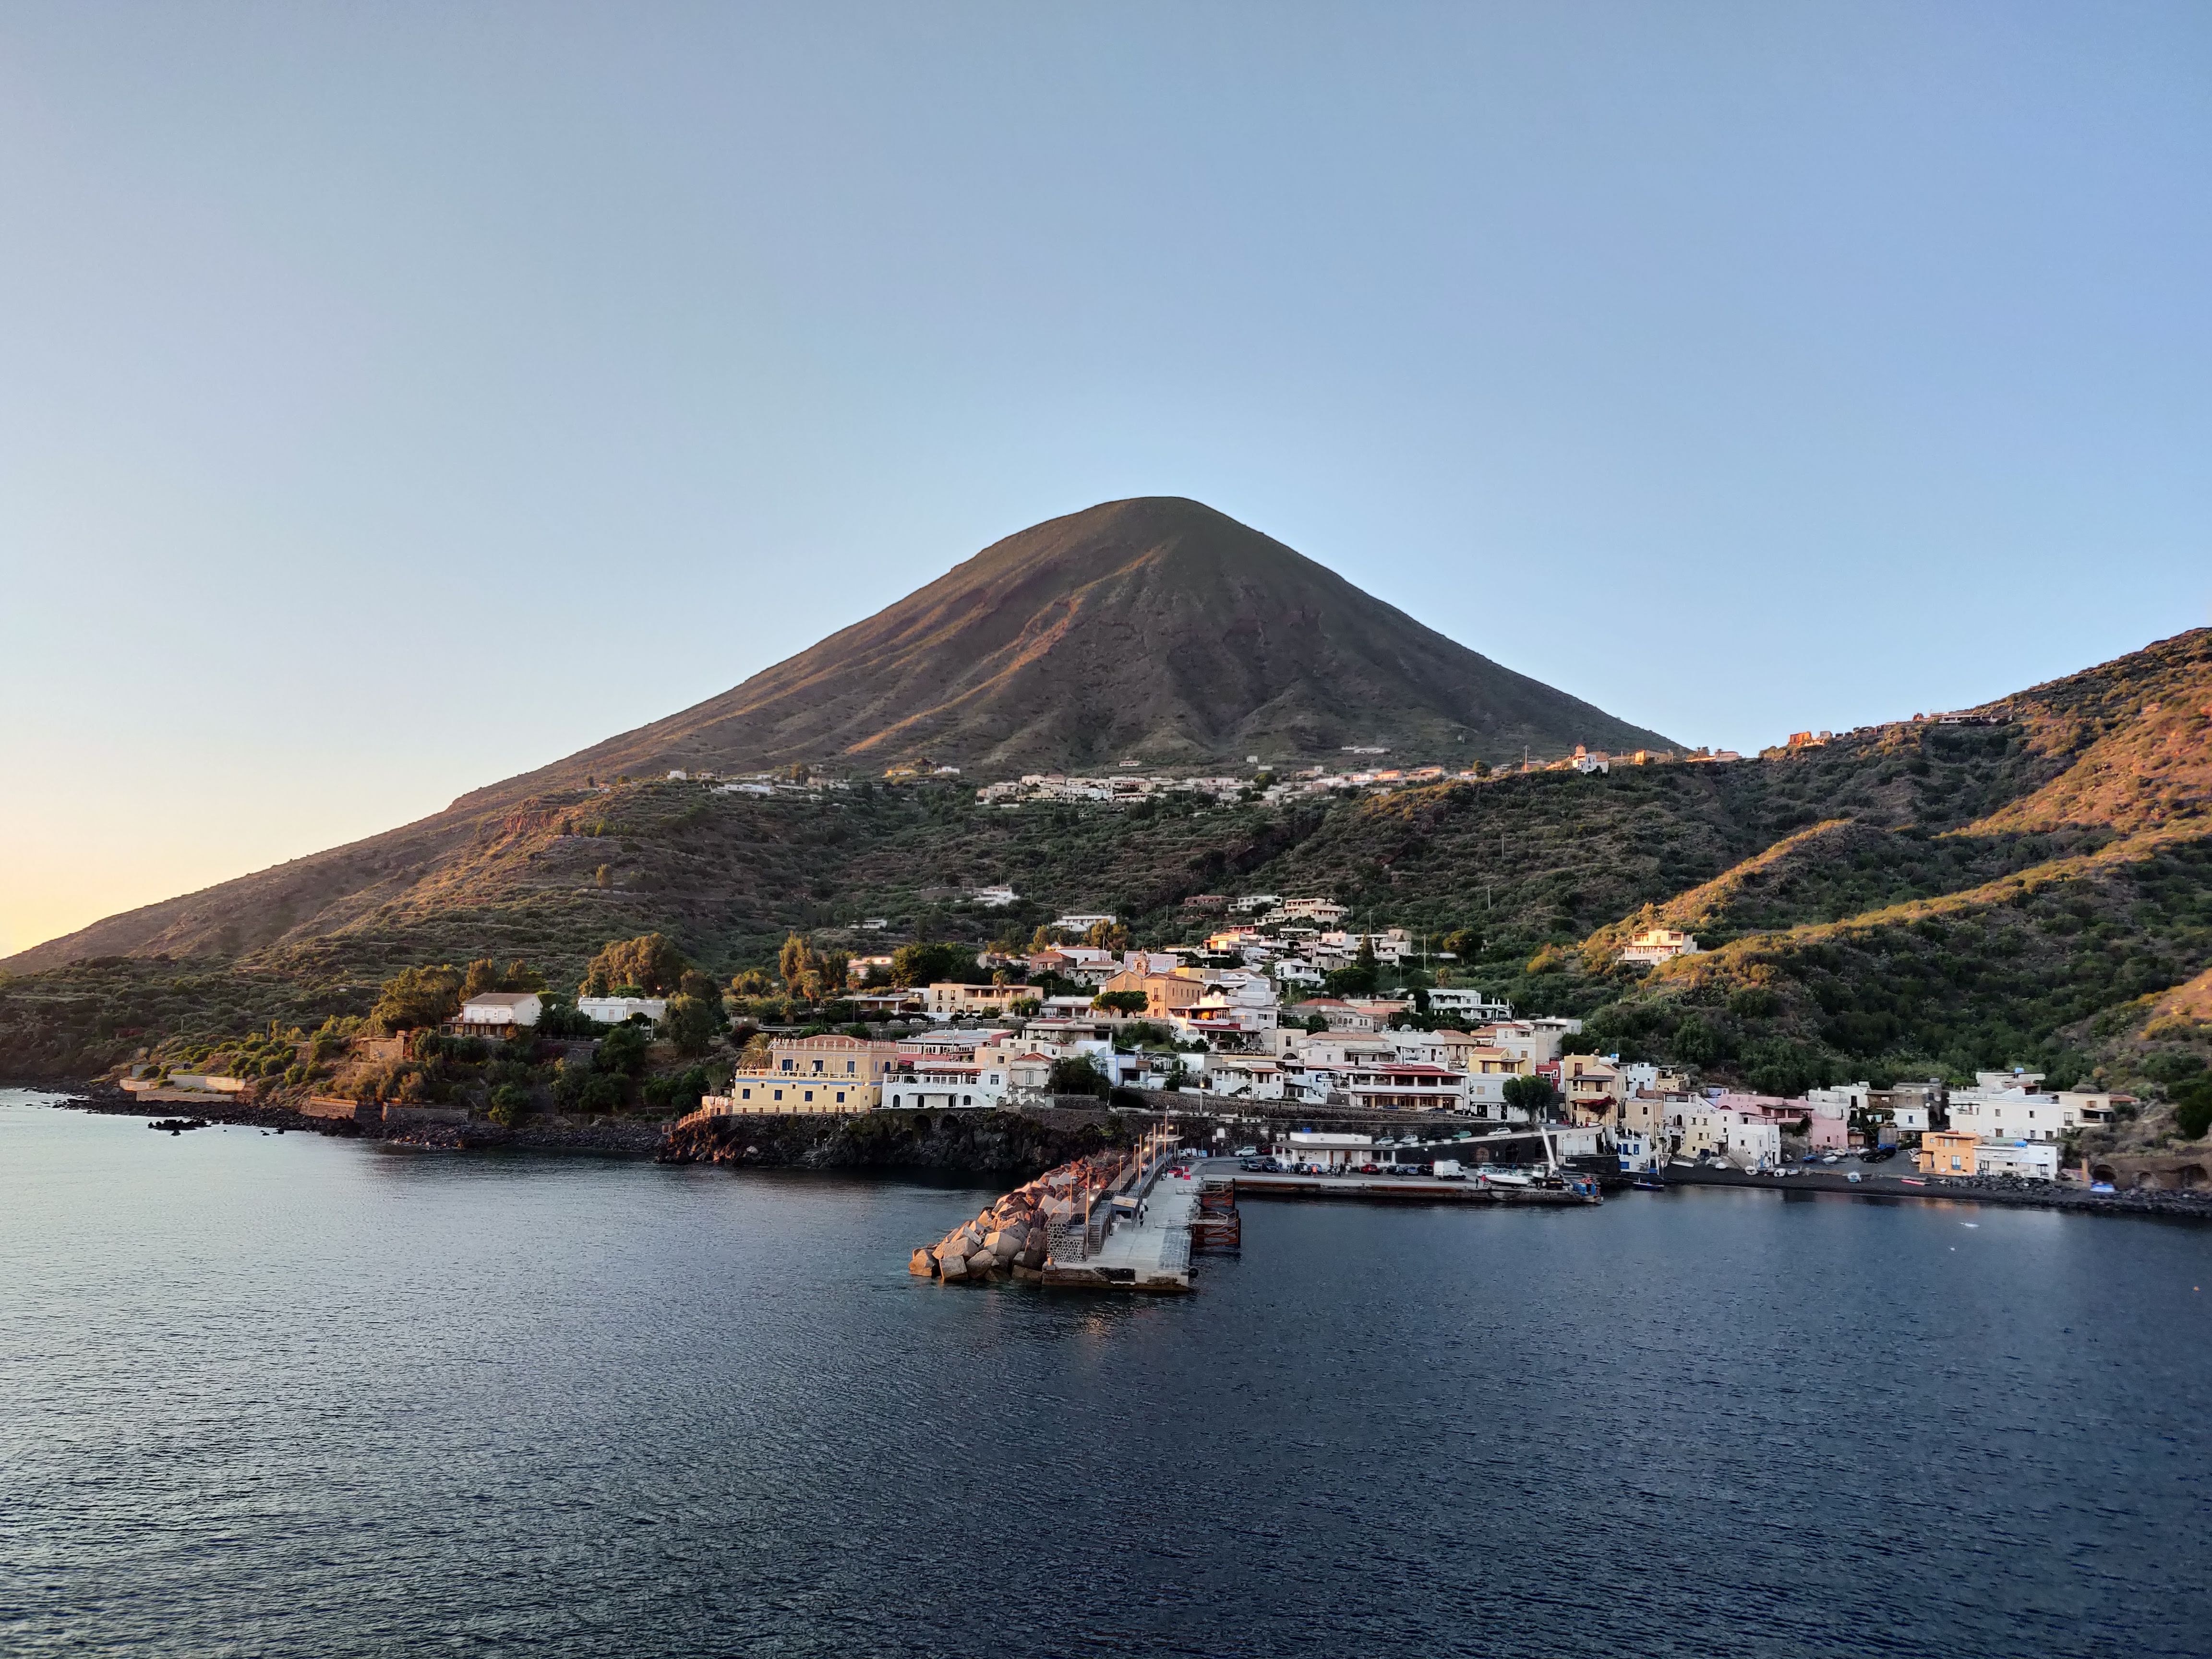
top-left (459, 499), bottom-right (1671, 805)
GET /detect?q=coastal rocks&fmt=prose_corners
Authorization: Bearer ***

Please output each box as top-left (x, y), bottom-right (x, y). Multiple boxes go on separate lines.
top-left (658, 1106), bottom-right (1130, 1179)
top-left (911, 1148), bottom-right (1135, 1285)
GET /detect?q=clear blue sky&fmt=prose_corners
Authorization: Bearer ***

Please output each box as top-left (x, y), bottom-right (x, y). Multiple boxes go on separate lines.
top-left (2, 1), bottom-right (2208, 954)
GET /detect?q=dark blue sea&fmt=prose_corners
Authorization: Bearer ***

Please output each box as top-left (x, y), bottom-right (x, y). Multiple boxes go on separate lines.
top-left (3, 1090), bottom-right (2207, 1657)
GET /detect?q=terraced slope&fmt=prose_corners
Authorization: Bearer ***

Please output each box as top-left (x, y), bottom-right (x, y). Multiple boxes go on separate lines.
top-left (4, 630), bottom-right (2207, 1119)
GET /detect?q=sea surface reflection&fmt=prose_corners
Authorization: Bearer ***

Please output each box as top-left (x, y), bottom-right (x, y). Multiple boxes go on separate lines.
top-left (3, 1092), bottom-right (2207, 1657)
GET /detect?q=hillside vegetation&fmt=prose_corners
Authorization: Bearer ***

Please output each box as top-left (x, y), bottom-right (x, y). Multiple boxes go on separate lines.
top-left (5, 630), bottom-right (2208, 1140)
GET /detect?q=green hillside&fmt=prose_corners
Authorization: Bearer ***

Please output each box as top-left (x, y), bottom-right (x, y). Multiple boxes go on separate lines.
top-left (6, 629), bottom-right (2208, 1141)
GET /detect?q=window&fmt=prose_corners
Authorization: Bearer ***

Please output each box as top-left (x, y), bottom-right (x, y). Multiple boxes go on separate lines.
top-left (835, 1091), bottom-right (846, 1104)
top-left (773, 1089), bottom-right (783, 1101)
top-left (804, 1090), bottom-right (814, 1102)
top-left (741, 1087), bottom-right (752, 1100)
top-left (962, 1095), bottom-right (972, 1106)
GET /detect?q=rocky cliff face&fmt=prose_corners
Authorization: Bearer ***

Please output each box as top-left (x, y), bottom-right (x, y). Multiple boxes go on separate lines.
top-left (656, 1106), bottom-right (1130, 1178)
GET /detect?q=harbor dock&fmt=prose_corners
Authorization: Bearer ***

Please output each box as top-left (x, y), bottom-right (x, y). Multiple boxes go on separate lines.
top-left (1231, 1167), bottom-right (1599, 1204)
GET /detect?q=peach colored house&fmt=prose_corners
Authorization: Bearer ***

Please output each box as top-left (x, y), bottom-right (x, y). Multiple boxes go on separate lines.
top-left (1918, 1130), bottom-right (1980, 1176)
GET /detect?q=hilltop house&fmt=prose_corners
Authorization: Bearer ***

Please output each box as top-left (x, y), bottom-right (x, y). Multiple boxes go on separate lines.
top-left (451, 992), bottom-right (542, 1036)
top-left (578, 995), bottom-right (667, 1026)
top-left (1619, 928), bottom-right (1700, 965)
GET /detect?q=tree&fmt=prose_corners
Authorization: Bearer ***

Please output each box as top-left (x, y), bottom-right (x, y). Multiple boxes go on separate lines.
top-left (1049, 1056), bottom-right (1108, 1097)
top-left (597, 1023), bottom-right (650, 1077)
top-left (1304, 1013), bottom-right (1329, 1033)
top-left (581, 934), bottom-right (689, 997)
top-left (462, 958), bottom-right (547, 999)
top-left (890, 940), bottom-right (974, 987)
top-left (1083, 919), bottom-right (1130, 951)
top-left (370, 964), bottom-right (464, 1034)
top-left (2175, 1079), bottom-right (2212, 1141)
top-left (1441, 928), bottom-right (1481, 961)
top-left (1503, 1073), bottom-right (1558, 1119)
top-left (729, 968), bottom-right (772, 998)
top-left (664, 994), bottom-right (721, 1057)
top-left (1323, 962), bottom-right (1377, 997)
top-left (1093, 989), bottom-right (1148, 1016)
top-left (779, 933), bottom-right (813, 994)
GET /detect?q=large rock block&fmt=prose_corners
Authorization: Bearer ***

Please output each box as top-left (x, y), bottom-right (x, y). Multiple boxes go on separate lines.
top-left (909, 1248), bottom-right (938, 1277)
top-left (938, 1252), bottom-right (969, 1280)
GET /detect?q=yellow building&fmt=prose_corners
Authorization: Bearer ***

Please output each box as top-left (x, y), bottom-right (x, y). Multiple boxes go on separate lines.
top-left (1558, 1054), bottom-right (1624, 1126)
top-left (1098, 969), bottom-right (1207, 1021)
top-left (765, 1031), bottom-right (902, 1081)
top-left (702, 1077), bottom-right (881, 1115)
top-left (1918, 1130), bottom-right (1980, 1176)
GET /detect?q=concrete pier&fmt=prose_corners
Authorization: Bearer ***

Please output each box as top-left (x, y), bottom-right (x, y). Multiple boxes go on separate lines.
top-left (1042, 1163), bottom-right (1200, 1291)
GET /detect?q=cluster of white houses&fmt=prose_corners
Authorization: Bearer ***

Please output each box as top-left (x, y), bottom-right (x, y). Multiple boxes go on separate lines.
top-left (445, 902), bottom-right (2118, 1181)
top-left (968, 745), bottom-right (1760, 811)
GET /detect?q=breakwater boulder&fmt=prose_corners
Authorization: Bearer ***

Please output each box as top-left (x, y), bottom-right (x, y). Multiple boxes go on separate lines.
top-left (911, 1149), bottom-right (1131, 1284)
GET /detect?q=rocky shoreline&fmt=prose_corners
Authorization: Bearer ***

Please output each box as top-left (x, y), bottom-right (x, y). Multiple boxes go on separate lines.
top-left (656, 1106), bottom-right (1132, 1177)
top-left (26, 1079), bottom-right (669, 1156)
top-left (23, 1081), bottom-right (1138, 1174)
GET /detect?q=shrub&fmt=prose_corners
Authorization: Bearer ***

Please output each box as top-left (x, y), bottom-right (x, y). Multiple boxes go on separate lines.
top-left (487, 1083), bottom-right (534, 1128)
top-left (598, 1024), bottom-right (650, 1076)
top-left (2175, 1080), bottom-right (2212, 1142)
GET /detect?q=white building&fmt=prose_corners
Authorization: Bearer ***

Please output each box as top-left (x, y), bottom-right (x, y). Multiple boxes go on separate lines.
top-left (578, 995), bottom-right (667, 1026)
top-left (1051, 912), bottom-right (1118, 932)
top-left (1976, 1140), bottom-right (2061, 1180)
top-left (1724, 1117), bottom-right (1782, 1169)
top-left (1946, 1072), bottom-right (2096, 1143)
top-left (1199, 1055), bottom-right (1285, 1101)
top-left (1619, 927), bottom-right (1701, 965)
top-left (972, 885), bottom-right (1020, 907)
top-left (882, 1058), bottom-right (1007, 1110)
top-left (1274, 1131), bottom-right (1373, 1170)
top-left (454, 992), bottom-right (542, 1034)
top-left (1273, 898), bottom-right (1348, 926)
top-left (1426, 987), bottom-right (1514, 1023)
